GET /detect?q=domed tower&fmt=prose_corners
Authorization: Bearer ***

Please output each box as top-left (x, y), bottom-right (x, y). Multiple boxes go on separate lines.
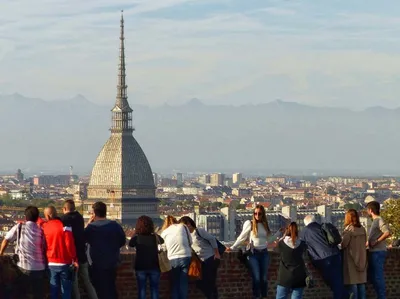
top-left (85, 11), bottom-right (158, 223)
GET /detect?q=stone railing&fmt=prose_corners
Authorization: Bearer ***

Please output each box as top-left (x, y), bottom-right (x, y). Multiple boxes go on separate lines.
top-left (2, 249), bottom-right (400, 298)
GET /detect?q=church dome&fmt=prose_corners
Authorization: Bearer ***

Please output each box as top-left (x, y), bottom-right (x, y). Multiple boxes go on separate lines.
top-left (89, 134), bottom-right (155, 190)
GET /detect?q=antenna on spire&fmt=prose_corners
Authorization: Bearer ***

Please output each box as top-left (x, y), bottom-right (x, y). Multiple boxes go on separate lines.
top-left (110, 10), bottom-right (134, 133)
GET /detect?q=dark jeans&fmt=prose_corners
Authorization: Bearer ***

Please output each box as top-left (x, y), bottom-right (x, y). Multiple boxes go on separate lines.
top-left (247, 249), bottom-right (269, 298)
top-left (170, 257), bottom-right (191, 299)
top-left (90, 266), bottom-right (118, 299)
top-left (346, 284), bottom-right (366, 299)
top-left (197, 256), bottom-right (220, 299)
top-left (313, 253), bottom-right (344, 299)
top-left (49, 265), bottom-right (73, 299)
top-left (136, 270), bottom-right (161, 299)
top-left (368, 251), bottom-right (387, 299)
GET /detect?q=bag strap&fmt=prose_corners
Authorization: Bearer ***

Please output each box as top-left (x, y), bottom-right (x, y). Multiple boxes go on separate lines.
top-left (196, 229), bottom-right (213, 247)
top-left (16, 223), bottom-right (22, 250)
top-left (183, 225), bottom-right (192, 246)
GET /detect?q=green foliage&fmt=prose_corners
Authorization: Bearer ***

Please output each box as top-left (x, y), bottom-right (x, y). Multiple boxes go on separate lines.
top-left (381, 199), bottom-right (400, 239)
top-left (0, 194), bottom-right (61, 209)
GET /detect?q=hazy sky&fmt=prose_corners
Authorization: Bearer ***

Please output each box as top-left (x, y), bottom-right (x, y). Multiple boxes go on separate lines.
top-left (1, 0), bottom-right (400, 108)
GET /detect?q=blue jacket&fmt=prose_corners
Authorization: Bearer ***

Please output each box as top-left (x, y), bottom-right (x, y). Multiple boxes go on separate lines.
top-left (85, 219), bottom-right (126, 269)
top-left (300, 222), bottom-right (340, 261)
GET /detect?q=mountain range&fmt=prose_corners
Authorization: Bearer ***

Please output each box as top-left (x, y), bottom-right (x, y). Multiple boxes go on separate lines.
top-left (1, 93), bottom-right (400, 176)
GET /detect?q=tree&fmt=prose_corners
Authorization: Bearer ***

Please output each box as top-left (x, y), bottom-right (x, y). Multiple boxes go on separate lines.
top-left (381, 199), bottom-right (400, 240)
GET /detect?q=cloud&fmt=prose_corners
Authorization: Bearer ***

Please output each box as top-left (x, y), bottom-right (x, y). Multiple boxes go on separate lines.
top-left (1, 0), bottom-right (400, 108)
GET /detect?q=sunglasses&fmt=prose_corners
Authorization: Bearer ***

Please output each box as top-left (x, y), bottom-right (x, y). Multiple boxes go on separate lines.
top-left (254, 212), bottom-right (263, 216)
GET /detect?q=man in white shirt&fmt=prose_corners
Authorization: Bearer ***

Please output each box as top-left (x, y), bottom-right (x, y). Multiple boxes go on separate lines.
top-left (0, 206), bottom-right (47, 299)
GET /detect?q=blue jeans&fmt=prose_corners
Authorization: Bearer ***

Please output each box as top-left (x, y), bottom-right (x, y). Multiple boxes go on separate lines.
top-left (49, 265), bottom-right (73, 299)
top-left (276, 285), bottom-right (304, 299)
top-left (368, 251), bottom-right (387, 299)
top-left (136, 270), bottom-right (161, 299)
top-left (347, 284), bottom-right (366, 299)
top-left (170, 257), bottom-right (191, 299)
top-left (247, 249), bottom-right (269, 298)
top-left (313, 254), bottom-right (344, 299)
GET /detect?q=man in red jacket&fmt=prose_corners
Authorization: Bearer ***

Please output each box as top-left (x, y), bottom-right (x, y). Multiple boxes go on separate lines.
top-left (42, 206), bottom-right (78, 299)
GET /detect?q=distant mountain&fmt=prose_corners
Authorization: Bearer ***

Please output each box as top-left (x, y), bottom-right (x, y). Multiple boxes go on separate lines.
top-left (1, 93), bottom-right (400, 175)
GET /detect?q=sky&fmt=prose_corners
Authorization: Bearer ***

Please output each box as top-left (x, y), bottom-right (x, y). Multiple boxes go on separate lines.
top-left (1, 0), bottom-right (400, 109)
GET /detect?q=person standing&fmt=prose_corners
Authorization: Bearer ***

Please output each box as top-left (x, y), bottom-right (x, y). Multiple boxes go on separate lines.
top-left (129, 215), bottom-right (164, 299)
top-left (0, 206), bottom-right (47, 299)
top-left (341, 209), bottom-right (367, 299)
top-left (160, 215), bottom-right (192, 299)
top-left (228, 205), bottom-right (274, 299)
top-left (299, 215), bottom-right (344, 299)
top-left (276, 222), bottom-right (307, 299)
top-left (179, 216), bottom-right (221, 299)
top-left (85, 202), bottom-right (126, 299)
top-left (366, 201), bottom-right (390, 299)
top-left (61, 199), bottom-right (98, 299)
top-left (42, 205), bottom-right (78, 299)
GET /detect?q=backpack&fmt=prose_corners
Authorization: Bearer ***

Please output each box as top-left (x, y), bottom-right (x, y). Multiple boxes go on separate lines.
top-left (321, 223), bottom-right (342, 246)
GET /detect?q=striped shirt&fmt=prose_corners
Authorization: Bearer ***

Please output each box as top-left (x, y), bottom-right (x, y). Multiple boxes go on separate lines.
top-left (5, 221), bottom-right (46, 271)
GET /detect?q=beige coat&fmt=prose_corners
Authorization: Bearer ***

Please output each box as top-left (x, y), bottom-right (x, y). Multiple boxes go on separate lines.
top-left (342, 225), bottom-right (367, 285)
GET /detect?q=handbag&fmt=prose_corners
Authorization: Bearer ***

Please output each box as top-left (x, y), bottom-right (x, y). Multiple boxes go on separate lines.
top-left (184, 226), bottom-right (202, 280)
top-left (155, 234), bottom-right (171, 273)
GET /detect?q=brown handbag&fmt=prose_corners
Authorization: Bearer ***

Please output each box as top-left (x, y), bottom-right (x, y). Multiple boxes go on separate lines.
top-left (183, 225), bottom-right (202, 280)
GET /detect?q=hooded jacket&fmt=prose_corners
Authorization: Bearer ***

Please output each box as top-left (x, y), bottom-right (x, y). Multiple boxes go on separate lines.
top-left (277, 236), bottom-right (307, 288)
top-left (341, 225), bottom-right (367, 284)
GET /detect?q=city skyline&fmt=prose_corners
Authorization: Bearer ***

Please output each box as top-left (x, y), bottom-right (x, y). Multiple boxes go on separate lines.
top-left (2, 1), bottom-right (400, 109)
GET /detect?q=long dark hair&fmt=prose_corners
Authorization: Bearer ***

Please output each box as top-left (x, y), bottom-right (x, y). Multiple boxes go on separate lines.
top-left (179, 216), bottom-right (197, 228)
top-left (285, 222), bottom-right (299, 246)
top-left (135, 215), bottom-right (155, 235)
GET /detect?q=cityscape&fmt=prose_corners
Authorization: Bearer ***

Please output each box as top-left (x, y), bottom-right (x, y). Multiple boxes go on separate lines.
top-left (1, 1), bottom-right (400, 298)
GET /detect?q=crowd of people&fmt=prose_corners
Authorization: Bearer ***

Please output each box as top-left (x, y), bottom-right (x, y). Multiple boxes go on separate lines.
top-left (225, 201), bottom-right (390, 299)
top-left (0, 200), bottom-right (125, 299)
top-left (0, 199), bottom-right (392, 299)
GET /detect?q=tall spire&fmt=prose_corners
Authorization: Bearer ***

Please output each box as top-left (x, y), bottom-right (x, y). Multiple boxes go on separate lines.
top-left (111, 10), bottom-right (134, 133)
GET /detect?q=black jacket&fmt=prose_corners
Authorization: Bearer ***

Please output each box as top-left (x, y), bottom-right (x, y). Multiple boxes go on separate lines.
top-left (60, 211), bottom-right (86, 264)
top-left (277, 238), bottom-right (307, 288)
top-left (129, 234), bottom-right (164, 271)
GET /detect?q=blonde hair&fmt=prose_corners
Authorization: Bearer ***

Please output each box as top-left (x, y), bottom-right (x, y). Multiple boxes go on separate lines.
top-left (161, 215), bottom-right (177, 231)
top-left (252, 205), bottom-right (271, 236)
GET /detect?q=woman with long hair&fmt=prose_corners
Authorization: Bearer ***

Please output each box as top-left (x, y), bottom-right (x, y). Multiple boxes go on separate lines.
top-left (341, 209), bottom-right (367, 299)
top-left (161, 215), bottom-right (177, 231)
top-left (179, 216), bottom-right (221, 299)
top-left (228, 205), bottom-right (276, 299)
top-left (276, 222), bottom-right (307, 299)
top-left (129, 215), bottom-right (164, 299)
top-left (160, 215), bottom-right (192, 299)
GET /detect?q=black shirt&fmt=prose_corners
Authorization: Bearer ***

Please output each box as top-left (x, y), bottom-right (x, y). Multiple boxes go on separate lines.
top-left (277, 239), bottom-right (307, 288)
top-left (60, 211), bottom-right (86, 264)
top-left (129, 234), bottom-right (164, 271)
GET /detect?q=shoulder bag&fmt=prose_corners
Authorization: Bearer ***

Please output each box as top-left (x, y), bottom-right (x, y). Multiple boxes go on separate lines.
top-left (155, 234), bottom-right (171, 273)
top-left (184, 225), bottom-right (202, 280)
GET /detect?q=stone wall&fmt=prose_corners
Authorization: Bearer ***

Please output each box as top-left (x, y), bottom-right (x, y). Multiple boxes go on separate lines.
top-left (2, 250), bottom-right (400, 299)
